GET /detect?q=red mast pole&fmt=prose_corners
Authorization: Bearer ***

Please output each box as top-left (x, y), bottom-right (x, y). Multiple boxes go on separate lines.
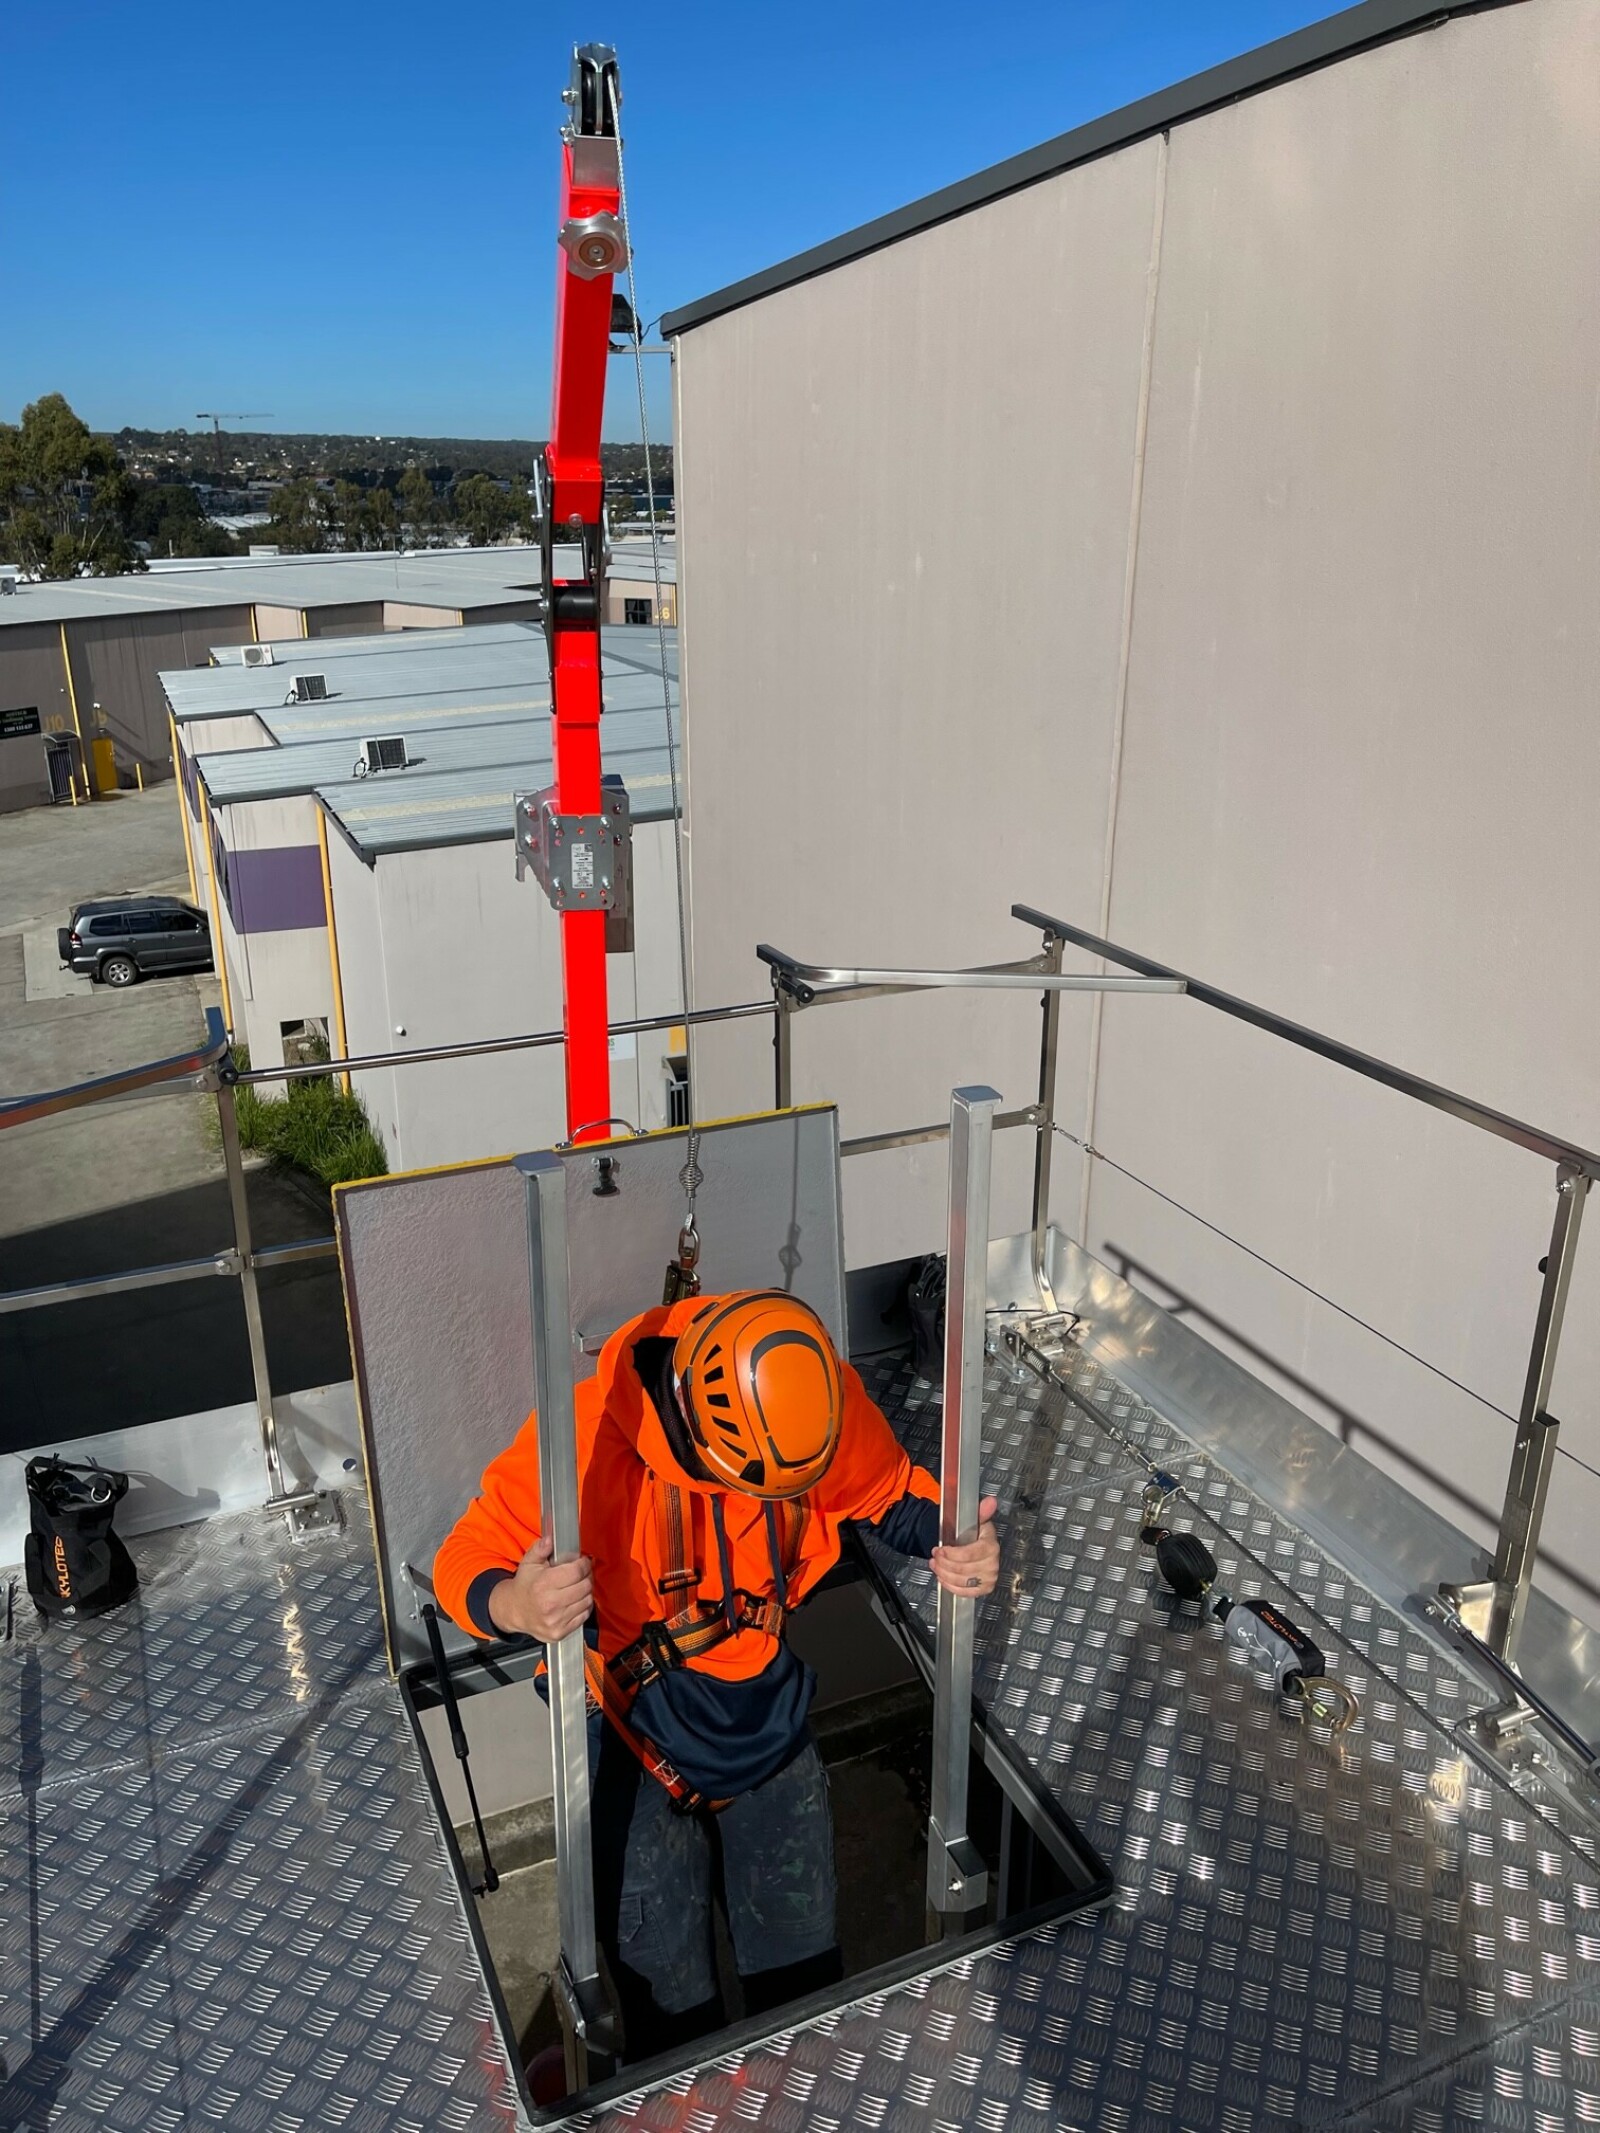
top-left (544, 45), bottom-right (627, 1142)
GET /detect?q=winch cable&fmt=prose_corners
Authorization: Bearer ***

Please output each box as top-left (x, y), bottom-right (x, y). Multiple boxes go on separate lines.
top-left (609, 74), bottom-right (703, 1281)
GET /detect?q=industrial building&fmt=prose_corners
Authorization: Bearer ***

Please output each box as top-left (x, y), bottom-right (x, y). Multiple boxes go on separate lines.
top-left (319, 738), bottom-right (684, 1167)
top-left (605, 538), bottom-right (676, 625)
top-left (168, 621), bottom-right (683, 1152)
top-left (664, 0), bottom-right (1600, 1631)
top-left (0, 545), bottom-right (548, 813)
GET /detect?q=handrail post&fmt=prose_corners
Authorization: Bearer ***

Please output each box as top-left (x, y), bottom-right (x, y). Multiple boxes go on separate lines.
top-left (518, 1152), bottom-right (616, 2087)
top-left (1030, 926), bottom-right (1065, 1305)
top-left (774, 982), bottom-right (795, 1110)
top-left (214, 1072), bottom-right (285, 1500)
top-left (1485, 1164), bottom-right (1589, 1660)
top-left (214, 1062), bottom-right (338, 1532)
top-left (927, 1084), bottom-right (999, 1936)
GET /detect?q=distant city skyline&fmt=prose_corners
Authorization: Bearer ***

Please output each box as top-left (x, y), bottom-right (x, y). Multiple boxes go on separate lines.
top-left (4, 2), bottom-right (1334, 445)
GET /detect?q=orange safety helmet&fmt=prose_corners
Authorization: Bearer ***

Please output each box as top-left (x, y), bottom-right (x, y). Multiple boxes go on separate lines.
top-left (672, 1291), bottom-right (845, 1499)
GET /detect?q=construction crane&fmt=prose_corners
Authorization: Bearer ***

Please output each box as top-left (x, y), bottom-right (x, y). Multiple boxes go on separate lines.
top-left (194, 412), bottom-right (274, 478)
top-left (194, 412), bottom-right (273, 435)
top-left (520, 45), bottom-right (631, 1144)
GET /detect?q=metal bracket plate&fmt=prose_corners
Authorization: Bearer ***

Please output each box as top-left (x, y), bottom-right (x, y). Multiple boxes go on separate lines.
top-left (515, 782), bottom-right (633, 946)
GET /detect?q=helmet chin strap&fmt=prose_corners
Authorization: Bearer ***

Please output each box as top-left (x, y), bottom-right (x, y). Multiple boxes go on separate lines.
top-left (654, 1351), bottom-right (713, 1484)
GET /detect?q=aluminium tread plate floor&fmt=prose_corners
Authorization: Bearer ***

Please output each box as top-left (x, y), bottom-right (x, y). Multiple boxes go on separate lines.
top-left (3, 1344), bottom-right (1598, 2133)
top-left (0, 1501), bottom-right (524, 2133)
top-left (567, 1343), bottom-right (1600, 2133)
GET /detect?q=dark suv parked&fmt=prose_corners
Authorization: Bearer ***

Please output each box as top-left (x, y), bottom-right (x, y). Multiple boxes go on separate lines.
top-left (58, 897), bottom-right (213, 988)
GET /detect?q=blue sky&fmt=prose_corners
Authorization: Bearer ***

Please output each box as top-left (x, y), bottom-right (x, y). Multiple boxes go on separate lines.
top-left (3, 2), bottom-right (1336, 447)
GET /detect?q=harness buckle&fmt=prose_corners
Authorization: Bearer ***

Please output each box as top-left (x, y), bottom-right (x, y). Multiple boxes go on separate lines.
top-left (612, 1617), bottom-right (687, 1691)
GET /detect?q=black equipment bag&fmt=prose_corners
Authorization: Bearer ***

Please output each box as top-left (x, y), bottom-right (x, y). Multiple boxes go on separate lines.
top-left (907, 1254), bottom-right (947, 1380)
top-left (24, 1457), bottom-right (138, 1620)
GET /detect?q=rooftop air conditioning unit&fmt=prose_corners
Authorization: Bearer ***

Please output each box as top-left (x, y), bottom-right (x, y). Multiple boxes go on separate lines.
top-left (291, 673), bottom-right (329, 703)
top-left (359, 736), bottom-right (409, 775)
top-left (241, 642), bottom-right (274, 667)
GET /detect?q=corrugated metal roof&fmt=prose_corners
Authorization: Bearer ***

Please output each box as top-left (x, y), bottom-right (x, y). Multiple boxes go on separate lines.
top-left (318, 734), bottom-right (680, 860)
top-left (207, 619), bottom-right (531, 664)
top-left (199, 716), bottom-right (543, 804)
top-left (198, 690), bottom-right (677, 804)
top-left (257, 685), bottom-right (550, 743)
top-left (0, 546), bottom-right (548, 629)
top-left (3, 540), bottom-right (672, 630)
top-left (164, 622), bottom-right (675, 725)
top-left (608, 541), bottom-right (677, 584)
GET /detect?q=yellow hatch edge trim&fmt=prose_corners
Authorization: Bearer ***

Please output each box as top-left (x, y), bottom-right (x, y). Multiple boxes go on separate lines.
top-left (330, 1102), bottom-right (837, 1198)
top-left (330, 1193), bottom-right (405, 1675)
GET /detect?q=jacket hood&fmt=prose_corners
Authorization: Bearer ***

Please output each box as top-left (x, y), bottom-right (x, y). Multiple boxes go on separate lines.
top-left (594, 1297), bottom-right (722, 1493)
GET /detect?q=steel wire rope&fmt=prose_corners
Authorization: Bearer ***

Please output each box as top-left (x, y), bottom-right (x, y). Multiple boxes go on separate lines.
top-left (1051, 1121), bottom-right (1539, 1437)
top-left (609, 72), bottom-right (701, 1226)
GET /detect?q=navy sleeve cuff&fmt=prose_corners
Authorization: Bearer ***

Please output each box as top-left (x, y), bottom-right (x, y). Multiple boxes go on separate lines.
top-left (864, 1491), bottom-right (940, 1560)
top-left (464, 1567), bottom-right (514, 1640)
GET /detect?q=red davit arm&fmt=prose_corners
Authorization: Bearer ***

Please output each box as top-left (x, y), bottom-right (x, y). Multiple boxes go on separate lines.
top-left (543, 45), bottom-right (628, 1142)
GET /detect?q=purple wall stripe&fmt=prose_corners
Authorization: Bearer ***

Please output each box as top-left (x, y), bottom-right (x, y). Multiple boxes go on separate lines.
top-left (228, 845), bottom-right (327, 934)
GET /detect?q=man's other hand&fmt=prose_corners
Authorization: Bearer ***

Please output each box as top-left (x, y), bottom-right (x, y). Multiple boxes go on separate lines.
top-left (487, 1536), bottom-right (594, 1642)
top-left (930, 1494), bottom-right (1001, 1597)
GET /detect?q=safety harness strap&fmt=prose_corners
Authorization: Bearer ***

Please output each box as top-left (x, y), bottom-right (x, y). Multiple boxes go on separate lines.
top-left (581, 1646), bottom-right (727, 1814)
top-left (606, 1478), bottom-right (810, 1701)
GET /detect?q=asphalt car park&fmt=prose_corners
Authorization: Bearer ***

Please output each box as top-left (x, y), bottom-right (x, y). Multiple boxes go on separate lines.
top-left (0, 788), bottom-right (351, 1450)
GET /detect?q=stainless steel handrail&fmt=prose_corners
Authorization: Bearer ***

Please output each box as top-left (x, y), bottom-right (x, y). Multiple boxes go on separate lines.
top-left (228, 999), bottom-right (775, 1086)
top-left (757, 942), bottom-right (1184, 1007)
top-left (1005, 902), bottom-right (1594, 1680)
top-left (761, 939), bottom-right (1183, 1309)
top-left (840, 1104), bottom-right (1041, 1161)
top-left (0, 1005), bottom-right (231, 1128)
top-left (1011, 903), bottom-right (1600, 1177)
top-left (0, 994), bottom-right (774, 1532)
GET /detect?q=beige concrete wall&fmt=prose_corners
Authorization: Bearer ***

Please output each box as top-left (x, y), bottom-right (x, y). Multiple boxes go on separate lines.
top-left (676, 137), bottom-right (1168, 1267)
top-left (673, 0), bottom-right (1600, 1624)
top-left (304, 602), bottom-right (386, 639)
top-left (0, 621), bottom-right (74, 810)
top-left (606, 578), bottom-right (677, 627)
top-left (325, 822), bottom-right (401, 1156)
top-left (183, 713), bottom-right (274, 755)
top-left (70, 604), bottom-right (255, 781)
top-left (383, 601), bottom-right (462, 629)
top-left (217, 793), bottom-right (333, 1074)
top-left (329, 821), bottom-right (682, 1171)
top-left (252, 604), bottom-right (305, 642)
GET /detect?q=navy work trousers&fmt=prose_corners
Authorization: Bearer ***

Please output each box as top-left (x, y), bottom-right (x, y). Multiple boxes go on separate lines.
top-left (588, 1717), bottom-right (841, 2059)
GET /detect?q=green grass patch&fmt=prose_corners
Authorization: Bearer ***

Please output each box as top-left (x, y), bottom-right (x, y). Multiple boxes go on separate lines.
top-left (230, 1045), bottom-right (388, 1188)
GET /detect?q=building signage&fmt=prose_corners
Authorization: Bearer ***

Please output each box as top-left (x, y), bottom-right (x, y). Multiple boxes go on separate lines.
top-left (1, 707), bottom-right (42, 739)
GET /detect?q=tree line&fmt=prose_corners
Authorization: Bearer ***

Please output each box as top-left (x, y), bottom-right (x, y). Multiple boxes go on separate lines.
top-left (1, 395), bottom-right (672, 577)
top-left (116, 427), bottom-right (670, 490)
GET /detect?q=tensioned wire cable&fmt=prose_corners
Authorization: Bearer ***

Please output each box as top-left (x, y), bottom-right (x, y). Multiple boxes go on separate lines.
top-left (1050, 1121), bottom-right (1565, 1446)
top-left (608, 72), bottom-right (701, 1225)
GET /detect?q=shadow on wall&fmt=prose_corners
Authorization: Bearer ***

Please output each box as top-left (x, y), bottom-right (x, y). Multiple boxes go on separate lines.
top-left (0, 1173), bottom-right (350, 1453)
top-left (1105, 1243), bottom-right (1600, 1616)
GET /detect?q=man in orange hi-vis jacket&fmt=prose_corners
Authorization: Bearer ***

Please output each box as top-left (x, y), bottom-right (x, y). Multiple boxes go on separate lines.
top-left (436, 1288), bottom-right (1000, 2061)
